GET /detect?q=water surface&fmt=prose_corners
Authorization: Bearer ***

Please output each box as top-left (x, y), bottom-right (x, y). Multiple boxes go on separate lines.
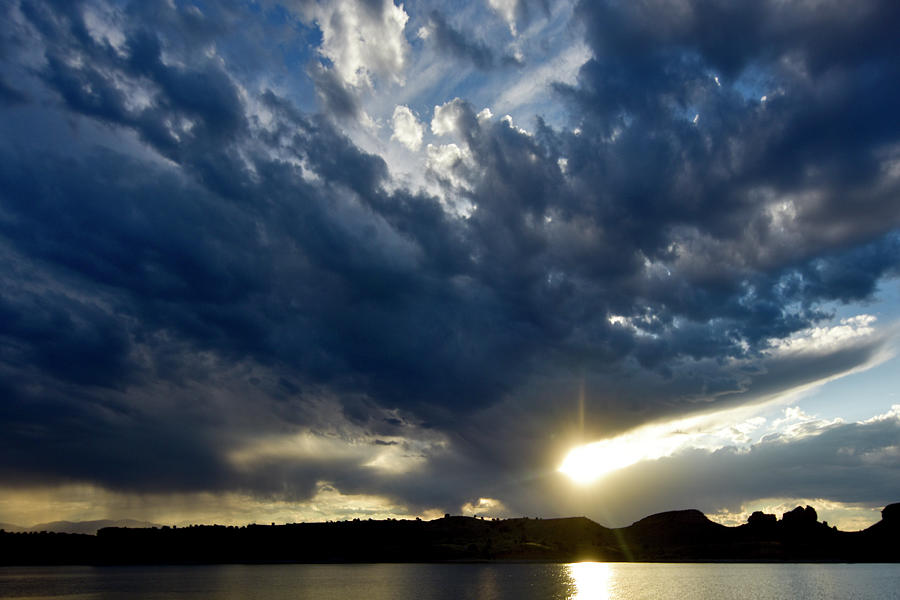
top-left (1, 562), bottom-right (898, 599)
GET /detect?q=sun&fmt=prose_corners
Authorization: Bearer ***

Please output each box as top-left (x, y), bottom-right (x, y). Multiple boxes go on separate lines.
top-left (558, 439), bottom-right (641, 484)
top-left (559, 421), bottom-right (694, 484)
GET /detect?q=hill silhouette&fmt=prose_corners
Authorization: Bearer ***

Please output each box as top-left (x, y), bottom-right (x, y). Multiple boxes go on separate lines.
top-left (2, 519), bottom-right (162, 535)
top-left (2, 503), bottom-right (898, 565)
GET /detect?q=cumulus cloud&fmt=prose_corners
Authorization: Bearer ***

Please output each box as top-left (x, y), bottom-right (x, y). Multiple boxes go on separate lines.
top-left (431, 97), bottom-right (479, 140)
top-left (303, 0), bottom-right (410, 89)
top-left (426, 143), bottom-right (473, 187)
top-left (390, 105), bottom-right (424, 150)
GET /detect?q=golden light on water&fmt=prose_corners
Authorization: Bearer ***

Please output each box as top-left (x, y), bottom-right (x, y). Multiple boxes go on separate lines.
top-left (567, 562), bottom-right (611, 600)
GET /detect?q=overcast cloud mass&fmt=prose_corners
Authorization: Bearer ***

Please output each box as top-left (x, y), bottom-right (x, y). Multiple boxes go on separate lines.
top-left (1, 0), bottom-right (899, 529)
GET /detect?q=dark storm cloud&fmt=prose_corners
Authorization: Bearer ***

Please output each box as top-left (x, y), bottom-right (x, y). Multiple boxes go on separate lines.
top-left (0, 0), bottom-right (518, 494)
top-left (0, 287), bottom-right (132, 387)
top-left (1, 0), bottom-right (899, 516)
top-left (564, 0), bottom-right (900, 254)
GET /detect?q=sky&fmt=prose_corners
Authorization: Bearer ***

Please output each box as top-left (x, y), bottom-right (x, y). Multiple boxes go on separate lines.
top-left (1, 0), bottom-right (899, 532)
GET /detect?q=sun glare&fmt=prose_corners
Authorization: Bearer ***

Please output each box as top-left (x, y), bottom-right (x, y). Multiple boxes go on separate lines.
top-left (559, 438), bottom-right (646, 483)
top-left (558, 419), bottom-right (701, 484)
top-left (567, 562), bottom-right (611, 600)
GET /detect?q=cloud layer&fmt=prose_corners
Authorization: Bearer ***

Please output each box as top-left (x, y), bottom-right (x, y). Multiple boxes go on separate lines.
top-left (1, 0), bottom-right (899, 525)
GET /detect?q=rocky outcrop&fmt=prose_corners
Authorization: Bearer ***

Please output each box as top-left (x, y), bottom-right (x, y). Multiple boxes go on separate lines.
top-left (781, 505), bottom-right (818, 528)
top-left (747, 511), bottom-right (777, 527)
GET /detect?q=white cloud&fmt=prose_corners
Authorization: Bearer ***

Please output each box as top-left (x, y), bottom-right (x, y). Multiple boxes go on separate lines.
top-left (487, 0), bottom-right (519, 35)
top-left (425, 143), bottom-right (478, 216)
top-left (606, 312), bottom-right (661, 338)
top-left (426, 143), bottom-right (473, 188)
top-left (767, 315), bottom-right (877, 355)
top-left (431, 98), bottom-right (468, 137)
top-left (766, 406), bottom-right (843, 441)
top-left (304, 0), bottom-right (410, 89)
top-left (862, 404), bottom-right (900, 424)
top-left (390, 105), bottom-right (424, 151)
top-left (82, 1), bottom-right (127, 57)
top-left (461, 496), bottom-right (508, 516)
top-left (500, 113), bottom-right (531, 135)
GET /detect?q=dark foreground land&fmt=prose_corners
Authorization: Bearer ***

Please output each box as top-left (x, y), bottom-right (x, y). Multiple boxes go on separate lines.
top-left (2, 503), bottom-right (898, 565)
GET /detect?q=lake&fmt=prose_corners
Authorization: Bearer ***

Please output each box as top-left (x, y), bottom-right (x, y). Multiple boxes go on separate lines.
top-left (1, 562), bottom-right (899, 599)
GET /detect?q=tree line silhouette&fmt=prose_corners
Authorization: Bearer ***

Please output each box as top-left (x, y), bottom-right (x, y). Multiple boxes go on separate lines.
top-left (2, 503), bottom-right (897, 564)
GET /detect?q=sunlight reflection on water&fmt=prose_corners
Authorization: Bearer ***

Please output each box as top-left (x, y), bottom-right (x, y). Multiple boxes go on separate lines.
top-left (2, 563), bottom-right (900, 600)
top-left (567, 562), bottom-right (611, 600)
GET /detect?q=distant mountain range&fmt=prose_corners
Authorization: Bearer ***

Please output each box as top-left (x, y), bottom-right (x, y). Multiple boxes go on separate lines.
top-left (0, 519), bottom-right (159, 535)
top-left (1, 504), bottom-right (898, 564)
